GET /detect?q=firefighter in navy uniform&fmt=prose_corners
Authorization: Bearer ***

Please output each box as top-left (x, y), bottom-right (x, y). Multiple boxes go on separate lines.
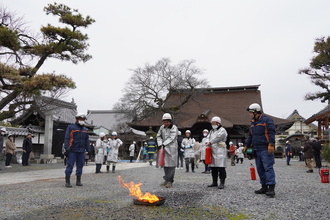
top-left (146, 137), bottom-right (157, 165)
top-left (245, 103), bottom-right (276, 198)
top-left (64, 113), bottom-right (91, 188)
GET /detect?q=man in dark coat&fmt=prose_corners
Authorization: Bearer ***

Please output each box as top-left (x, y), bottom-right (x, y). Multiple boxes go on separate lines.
top-left (22, 133), bottom-right (33, 166)
top-left (0, 128), bottom-right (6, 169)
top-left (312, 137), bottom-right (322, 168)
top-left (302, 136), bottom-right (313, 173)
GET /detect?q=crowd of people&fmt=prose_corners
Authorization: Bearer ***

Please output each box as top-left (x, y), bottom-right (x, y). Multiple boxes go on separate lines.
top-left (0, 103), bottom-right (326, 200)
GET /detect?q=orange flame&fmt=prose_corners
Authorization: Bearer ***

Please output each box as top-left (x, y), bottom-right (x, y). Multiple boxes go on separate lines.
top-left (118, 176), bottom-right (160, 203)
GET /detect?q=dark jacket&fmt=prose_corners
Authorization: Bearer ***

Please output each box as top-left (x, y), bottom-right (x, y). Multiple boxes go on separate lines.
top-left (302, 140), bottom-right (313, 159)
top-left (23, 137), bottom-right (32, 152)
top-left (177, 136), bottom-right (184, 155)
top-left (312, 141), bottom-right (322, 156)
top-left (0, 135), bottom-right (4, 151)
top-left (285, 144), bottom-right (291, 155)
top-left (64, 122), bottom-right (90, 153)
top-left (246, 114), bottom-right (276, 151)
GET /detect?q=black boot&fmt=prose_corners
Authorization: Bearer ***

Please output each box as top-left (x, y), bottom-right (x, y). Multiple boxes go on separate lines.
top-left (266, 185), bottom-right (275, 198)
top-left (65, 176), bottom-right (72, 188)
top-left (112, 165), bottom-right (116, 173)
top-left (218, 179), bottom-right (225, 189)
top-left (255, 184), bottom-right (268, 194)
top-left (208, 174), bottom-right (218, 187)
top-left (76, 176), bottom-right (83, 186)
top-left (106, 165), bottom-right (110, 173)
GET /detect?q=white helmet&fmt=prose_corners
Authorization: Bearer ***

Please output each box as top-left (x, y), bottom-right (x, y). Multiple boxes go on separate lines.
top-left (133, 141), bottom-right (136, 144)
top-left (229, 141), bottom-right (233, 145)
top-left (99, 132), bottom-right (106, 138)
top-left (150, 136), bottom-right (153, 139)
top-left (178, 131), bottom-right (181, 136)
top-left (0, 127), bottom-right (6, 132)
top-left (203, 129), bottom-right (209, 133)
top-left (185, 130), bottom-right (191, 134)
top-left (211, 116), bottom-right (221, 124)
top-left (247, 103), bottom-right (262, 113)
top-left (76, 112), bottom-right (87, 119)
top-left (111, 131), bottom-right (117, 136)
top-left (162, 113), bottom-right (172, 121)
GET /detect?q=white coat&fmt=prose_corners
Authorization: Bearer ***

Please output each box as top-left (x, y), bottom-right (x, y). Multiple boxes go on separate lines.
top-left (107, 138), bottom-right (123, 162)
top-left (95, 138), bottom-right (107, 164)
top-left (205, 126), bottom-right (228, 167)
top-left (236, 146), bottom-right (244, 159)
top-left (182, 137), bottom-right (196, 158)
top-left (129, 144), bottom-right (135, 157)
top-left (200, 137), bottom-right (208, 160)
top-left (157, 124), bottom-right (178, 167)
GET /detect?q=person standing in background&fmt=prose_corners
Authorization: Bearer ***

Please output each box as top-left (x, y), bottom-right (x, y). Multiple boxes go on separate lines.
top-left (129, 141), bottom-right (136, 163)
top-left (0, 128), bottom-right (6, 169)
top-left (228, 142), bottom-right (237, 166)
top-left (176, 131), bottom-right (184, 169)
top-left (5, 134), bottom-right (16, 168)
top-left (312, 137), bottom-right (322, 168)
top-left (303, 135), bottom-right (314, 173)
top-left (285, 141), bottom-right (292, 166)
top-left (182, 130), bottom-right (196, 173)
top-left (22, 133), bottom-right (33, 166)
top-left (95, 132), bottom-right (107, 174)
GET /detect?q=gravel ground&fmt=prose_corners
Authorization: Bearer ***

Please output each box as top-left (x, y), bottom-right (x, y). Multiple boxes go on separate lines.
top-left (0, 158), bottom-right (329, 220)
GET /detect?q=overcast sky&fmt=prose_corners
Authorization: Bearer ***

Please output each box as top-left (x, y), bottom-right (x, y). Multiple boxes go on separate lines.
top-left (2, 0), bottom-right (330, 120)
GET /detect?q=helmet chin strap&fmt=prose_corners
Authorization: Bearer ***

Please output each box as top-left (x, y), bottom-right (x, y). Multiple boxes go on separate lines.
top-left (253, 112), bottom-right (261, 120)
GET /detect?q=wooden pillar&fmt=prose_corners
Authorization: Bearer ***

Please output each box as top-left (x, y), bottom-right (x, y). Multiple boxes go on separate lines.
top-left (325, 117), bottom-right (329, 130)
top-left (318, 121), bottom-right (322, 137)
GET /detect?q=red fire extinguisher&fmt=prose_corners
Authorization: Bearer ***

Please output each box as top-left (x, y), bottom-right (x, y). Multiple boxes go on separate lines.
top-left (320, 167), bottom-right (329, 183)
top-left (158, 146), bottom-right (165, 167)
top-left (250, 163), bottom-right (256, 180)
top-left (205, 147), bottom-right (212, 164)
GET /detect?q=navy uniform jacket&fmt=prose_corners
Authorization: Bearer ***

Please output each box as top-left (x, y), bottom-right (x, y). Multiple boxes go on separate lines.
top-left (64, 122), bottom-right (91, 153)
top-left (246, 114), bottom-right (275, 151)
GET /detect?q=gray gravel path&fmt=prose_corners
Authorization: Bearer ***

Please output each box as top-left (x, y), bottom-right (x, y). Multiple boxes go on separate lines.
top-left (0, 158), bottom-right (329, 220)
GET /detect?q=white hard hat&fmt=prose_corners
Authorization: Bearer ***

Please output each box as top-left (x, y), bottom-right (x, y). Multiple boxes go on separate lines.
top-left (150, 136), bottom-right (153, 139)
top-left (133, 141), bottom-right (136, 144)
top-left (211, 116), bottom-right (221, 123)
top-left (99, 132), bottom-right (106, 138)
top-left (76, 112), bottom-right (87, 119)
top-left (185, 130), bottom-right (191, 134)
top-left (229, 141), bottom-right (233, 145)
top-left (286, 141), bottom-right (290, 144)
top-left (178, 131), bottom-right (181, 136)
top-left (111, 131), bottom-right (117, 136)
top-left (203, 129), bottom-right (209, 133)
top-left (0, 127), bottom-right (6, 132)
top-left (162, 113), bottom-right (172, 121)
top-left (247, 103), bottom-right (262, 113)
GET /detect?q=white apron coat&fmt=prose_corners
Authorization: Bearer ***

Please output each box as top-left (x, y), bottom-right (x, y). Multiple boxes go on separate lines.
top-left (95, 138), bottom-right (107, 164)
top-left (206, 127), bottom-right (228, 167)
top-left (236, 146), bottom-right (244, 159)
top-left (157, 124), bottom-right (178, 167)
top-left (182, 137), bottom-right (196, 158)
top-left (200, 137), bottom-right (208, 160)
top-left (107, 138), bottom-right (123, 162)
top-left (129, 144), bottom-right (135, 157)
